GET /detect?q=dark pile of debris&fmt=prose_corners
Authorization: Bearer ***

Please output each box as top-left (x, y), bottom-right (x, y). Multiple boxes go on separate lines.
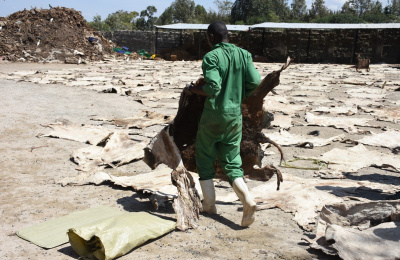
top-left (0, 7), bottom-right (113, 62)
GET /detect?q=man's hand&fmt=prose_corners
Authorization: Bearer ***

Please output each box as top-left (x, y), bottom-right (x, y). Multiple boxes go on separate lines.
top-left (183, 78), bottom-right (208, 96)
top-left (195, 77), bottom-right (206, 87)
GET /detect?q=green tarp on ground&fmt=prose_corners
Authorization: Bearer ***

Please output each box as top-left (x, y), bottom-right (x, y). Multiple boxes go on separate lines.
top-left (16, 205), bottom-right (123, 249)
top-left (68, 212), bottom-right (176, 260)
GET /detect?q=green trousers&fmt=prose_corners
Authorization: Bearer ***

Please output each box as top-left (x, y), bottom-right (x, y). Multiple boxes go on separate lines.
top-left (195, 109), bottom-right (244, 184)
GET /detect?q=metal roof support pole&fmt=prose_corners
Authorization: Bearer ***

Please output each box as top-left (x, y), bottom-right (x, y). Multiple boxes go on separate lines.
top-left (262, 29), bottom-right (265, 56)
top-left (350, 29), bottom-right (359, 64)
top-left (180, 30), bottom-right (183, 47)
top-left (247, 28), bottom-right (251, 51)
top-left (198, 30), bottom-right (202, 60)
top-left (374, 29), bottom-right (384, 63)
top-left (297, 29), bottom-right (303, 63)
top-left (306, 29), bottom-right (311, 62)
top-left (155, 27), bottom-right (158, 55)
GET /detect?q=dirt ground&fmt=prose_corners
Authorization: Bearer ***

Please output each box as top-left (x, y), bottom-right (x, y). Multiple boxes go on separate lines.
top-left (0, 61), bottom-right (399, 260)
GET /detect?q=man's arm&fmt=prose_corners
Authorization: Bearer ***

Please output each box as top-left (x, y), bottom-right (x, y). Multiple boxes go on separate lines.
top-left (244, 53), bottom-right (261, 98)
top-left (201, 53), bottom-right (221, 98)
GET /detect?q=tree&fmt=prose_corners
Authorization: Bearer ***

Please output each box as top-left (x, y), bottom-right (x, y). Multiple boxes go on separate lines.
top-left (391, 0), bottom-right (400, 16)
top-left (341, 0), bottom-right (373, 16)
top-left (290, 0), bottom-right (307, 20)
top-left (309, 0), bottom-right (329, 19)
top-left (171, 0), bottom-right (196, 23)
top-left (314, 13), bottom-right (365, 23)
top-left (157, 6), bottom-right (174, 25)
top-left (215, 0), bottom-right (234, 18)
top-left (271, 0), bottom-right (290, 21)
top-left (231, 0), bottom-right (292, 23)
top-left (194, 5), bottom-right (208, 23)
top-left (136, 6), bottom-right (157, 30)
top-left (104, 10), bottom-right (138, 31)
top-left (89, 15), bottom-right (104, 31)
top-left (231, 0), bottom-right (252, 23)
top-left (361, 1), bottom-right (391, 22)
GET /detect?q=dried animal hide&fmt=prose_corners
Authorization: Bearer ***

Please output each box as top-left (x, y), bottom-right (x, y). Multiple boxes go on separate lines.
top-left (356, 57), bottom-right (370, 72)
top-left (60, 164), bottom-right (203, 211)
top-left (263, 97), bottom-right (307, 115)
top-left (264, 129), bottom-right (345, 147)
top-left (61, 164), bottom-right (173, 188)
top-left (72, 132), bottom-right (146, 171)
top-left (311, 144), bottom-right (400, 173)
top-left (270, 114), bottom-right (293, 129)
top-left (111, 111), bottom-right (173, 129)
top-left (72, 146), bottom-right (104, 172)
top-left (138, 90), bottom-right (180, 101)
top-left (307, 201), bottom-right (400, 259)
top-left (358, 130), bottom-right (400, 149)
top-left (305, 112), bottom-right (371, 134)
top-left (39, 121), bottom-right (112, 145)
top-left (361, 105), bottom-right (400, 123)
top-left (171, 165), bottom-right (202, 231)
top-left (346, 87), bottom-right (387, 99)
top-left (138, 99), bottom-right (179, 110)
top-left (311, 106), bottom-right (358, 116)
top-left (217, 174), bottom-right (398, 231)
top-left (145, 58), bottom-right (293, 184)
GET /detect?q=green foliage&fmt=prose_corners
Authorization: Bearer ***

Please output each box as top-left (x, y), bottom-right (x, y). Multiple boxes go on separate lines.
top-left (194, 4), bottom-right (208, 23)
top-left (231, 0), bottom-right (252, 23)
top-left (271, 0), bottom-right (290, 21)
top-left (340, 0), bottom-right (384, 16)
top-left (171, 0), bottom-right (196, 23)
top-left (361, 12), bottom-right (391, 22)
top-left (89, 0), bottom-right (394, 30)
top-left (104, 10), bottom-right (138, 31)
top-left (157, 6), bottom-right (174, 25)
top-left (231, 0), bottom-right (289, 23)
top-left (246, 11), bottom-right (280, 24)
top-left (89, 15), bottom-right (104, 31)
top-left (202, 10), bottom-right (231, 23)
top-left (215, 0), bottom-right (234, 18)
top-left (391, 0), bottom-right (400, 15)
top-left (309, 0), bottom-right (329, 19)
top-left (136, 6), bottom-right (158, 30)
top-left (314, 13), bottom-right (365, 23)
top-left (291, 0), bottom-right (307, 20)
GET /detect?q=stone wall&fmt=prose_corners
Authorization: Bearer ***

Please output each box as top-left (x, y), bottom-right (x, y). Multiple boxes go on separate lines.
top-left (103, 29), bottom-right (400, 64)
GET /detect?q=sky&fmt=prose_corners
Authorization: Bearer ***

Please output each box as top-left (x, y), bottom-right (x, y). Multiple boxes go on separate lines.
top-left (1, 0), bottom-right (361, 22)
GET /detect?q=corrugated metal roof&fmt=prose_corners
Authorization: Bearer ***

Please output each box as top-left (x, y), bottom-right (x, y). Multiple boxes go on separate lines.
top-left (155, 22), bottom-right (400, 31)
top-left (250, 22), bottom-right (400, 30)
top-left (155, 23), bottom-right (250, 31)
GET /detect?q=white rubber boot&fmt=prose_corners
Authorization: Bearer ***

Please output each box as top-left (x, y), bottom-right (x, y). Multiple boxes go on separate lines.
top-left (232, 177), bottom-right (257, 227)
top-left (200, 179), bottom-right (217, 214)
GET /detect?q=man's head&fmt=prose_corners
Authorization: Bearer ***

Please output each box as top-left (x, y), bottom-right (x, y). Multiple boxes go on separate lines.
top-left (207, 21), bottom-right (228, 46)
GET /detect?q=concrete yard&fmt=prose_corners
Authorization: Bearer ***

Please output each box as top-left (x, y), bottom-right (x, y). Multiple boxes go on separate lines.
top-left (0, 60), bottom-right (399, 259)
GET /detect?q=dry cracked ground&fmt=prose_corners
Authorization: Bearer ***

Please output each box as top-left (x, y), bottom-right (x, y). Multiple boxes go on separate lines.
top-left (0, 59), bottom-right (399, 259)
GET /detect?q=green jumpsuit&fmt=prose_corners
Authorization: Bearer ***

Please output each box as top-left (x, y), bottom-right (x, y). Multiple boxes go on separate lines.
top-left (196, 42), bottom-right (261, 184)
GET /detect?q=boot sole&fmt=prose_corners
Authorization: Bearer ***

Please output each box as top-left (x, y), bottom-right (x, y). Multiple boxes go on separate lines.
top-left (241, 204), bottom-right (257, 227)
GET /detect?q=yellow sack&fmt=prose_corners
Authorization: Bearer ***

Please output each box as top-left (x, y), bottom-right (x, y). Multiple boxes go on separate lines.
top-left (68, 212), bottom-right (176, 260)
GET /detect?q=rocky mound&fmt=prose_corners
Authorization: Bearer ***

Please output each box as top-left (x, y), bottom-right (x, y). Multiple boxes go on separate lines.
top-left (0, 7), bottom-right (113, 62)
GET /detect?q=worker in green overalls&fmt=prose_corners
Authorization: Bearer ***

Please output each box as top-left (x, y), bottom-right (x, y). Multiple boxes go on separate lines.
top-left (188, 21), bottom-right (261, 227)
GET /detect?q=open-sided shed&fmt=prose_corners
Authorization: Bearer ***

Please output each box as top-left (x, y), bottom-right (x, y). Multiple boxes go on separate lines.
top-left (155, 23), bottom-right (250, 59)
top-left (249, 22), bottom-right (400, 63)
top-left (155, 22), bottom-right (400, 63)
